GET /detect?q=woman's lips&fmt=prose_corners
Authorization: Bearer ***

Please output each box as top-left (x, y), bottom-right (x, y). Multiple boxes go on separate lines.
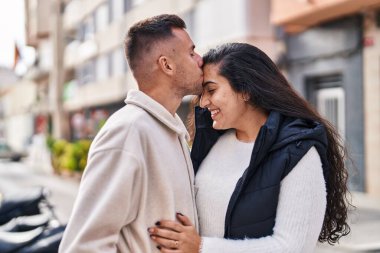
top-left (210, 109), bottom-right (220, 119)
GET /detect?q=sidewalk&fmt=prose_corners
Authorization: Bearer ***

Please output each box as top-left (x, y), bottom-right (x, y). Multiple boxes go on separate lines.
top-left (316, 192), bottom-right (380, 252)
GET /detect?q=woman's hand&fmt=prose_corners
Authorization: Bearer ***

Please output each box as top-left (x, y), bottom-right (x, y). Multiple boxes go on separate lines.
top-left (148, 213), bottom-right (201, 253)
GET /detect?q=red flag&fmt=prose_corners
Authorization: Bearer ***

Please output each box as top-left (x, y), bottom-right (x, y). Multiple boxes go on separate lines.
top-left (13, 43), bottom-right (21, 70)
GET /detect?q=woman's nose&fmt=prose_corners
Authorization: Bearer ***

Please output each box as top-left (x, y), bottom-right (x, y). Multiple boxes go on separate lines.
top-left (199, 94), bottom-right (209, 108)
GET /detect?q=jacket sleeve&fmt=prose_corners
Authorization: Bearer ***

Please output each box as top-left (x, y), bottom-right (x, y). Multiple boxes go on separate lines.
top-left (59, 148), bottom-right (143, 253)
top-left (200, 147), bottom-right (327, 253)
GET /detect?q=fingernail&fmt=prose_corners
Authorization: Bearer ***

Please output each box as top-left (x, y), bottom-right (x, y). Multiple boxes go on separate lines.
top-left (157, 245), bottom-right (161, 250)
top-left (155, 221), bottom-right (161, 226)
top-left (147, 228), bottom-right (153, 233)
top-left (177, 212), bottom-right (184, 216)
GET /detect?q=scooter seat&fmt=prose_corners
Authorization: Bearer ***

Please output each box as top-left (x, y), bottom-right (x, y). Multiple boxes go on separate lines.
top-left (0, 227), bottom-right (44, 253)
top-left (0, 213), bottom-right (50, 232)
top-left (0, 187), bottom-right (49, 225)
top-left (17, 225), bottom-right (66, 253)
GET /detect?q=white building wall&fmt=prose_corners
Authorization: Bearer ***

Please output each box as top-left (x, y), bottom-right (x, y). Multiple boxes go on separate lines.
top-left (192, 0), bottom-right (276, 58)
top-left (5, 114), bottom-right (34, 152)
top-left (193, 0), bottom-right (248, 47)
top-left (2, 81), bottom-right (37, 151)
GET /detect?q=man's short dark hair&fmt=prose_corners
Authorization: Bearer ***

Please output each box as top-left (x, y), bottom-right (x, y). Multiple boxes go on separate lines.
top-left (125, 14), bottom-right (186, 71)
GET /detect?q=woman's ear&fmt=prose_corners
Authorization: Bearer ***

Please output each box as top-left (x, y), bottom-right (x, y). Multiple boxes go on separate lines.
top-left (158, 56), bottom-right (174, 75)
top-left (242, 93), bottom-right (250, 102)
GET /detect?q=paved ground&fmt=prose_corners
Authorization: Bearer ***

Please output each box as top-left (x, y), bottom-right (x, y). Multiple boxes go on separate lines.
top-left (316, 202), bottom-right (380, 252)
top-left (1, 160), bottom-right (380, 252)
top-left (317, 192), bottom-right (380, 253)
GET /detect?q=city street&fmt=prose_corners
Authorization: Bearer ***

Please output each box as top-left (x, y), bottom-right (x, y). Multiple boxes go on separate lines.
top-left (1, 160), bottom-right (380, 252)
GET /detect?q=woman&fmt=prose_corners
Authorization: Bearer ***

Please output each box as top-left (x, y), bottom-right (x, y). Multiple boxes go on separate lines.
top-left (148, 43), bottom-right (351, 252)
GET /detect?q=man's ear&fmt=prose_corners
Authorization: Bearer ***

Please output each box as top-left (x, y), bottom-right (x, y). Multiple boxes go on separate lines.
top-left (158, 56), bottom-right (174, 75)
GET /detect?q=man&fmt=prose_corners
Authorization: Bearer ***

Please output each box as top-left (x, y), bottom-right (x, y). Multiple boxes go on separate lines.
top-left (59, 14), bottom-right (203, 253)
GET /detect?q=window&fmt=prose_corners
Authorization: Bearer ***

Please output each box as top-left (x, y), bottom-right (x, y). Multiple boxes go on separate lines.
top-left (77, 60), bottom-right (96, 85)
top-left (124, 0), bottom-right (132, 13)
top-left (306, 74), bottom-right (345, 138)
top-left (87, 14), bottom-right (96, 39)
top-left (108, 52), bottom-right (113, 77)
top-left (113, 47), bottom-right (126, 77)
top-left (96, 54), bottom-right (109, 81)
top-left (131, 0), bottom-right (145, 7)
top-left (95, 3), bottom-right (109, 32)
top-left (108, 0), bottom-right (113, 24)
top-left (317, 87), bottom-right (345, 137)
top-left (77, 23), bottom-right (85, 41)
top-left (182, 9), bottom-right (195, 38)
top-left (78, 14), bottom-right (95, 41)
top-left (110, 0), bottom-right (124, 22)
top-left (76, 67), bottom-right (84, 85)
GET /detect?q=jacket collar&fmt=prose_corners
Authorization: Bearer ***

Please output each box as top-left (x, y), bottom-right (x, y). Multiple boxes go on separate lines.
top-left (125, 89), bottom-right (190, 140)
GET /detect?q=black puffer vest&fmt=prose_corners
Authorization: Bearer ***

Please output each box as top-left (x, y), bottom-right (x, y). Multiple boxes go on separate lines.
top-left (191, 107), bottom-right (329, 239)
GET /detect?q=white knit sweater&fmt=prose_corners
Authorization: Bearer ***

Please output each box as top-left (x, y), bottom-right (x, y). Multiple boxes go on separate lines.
top-left (195, 130), bottom-right (327, 253)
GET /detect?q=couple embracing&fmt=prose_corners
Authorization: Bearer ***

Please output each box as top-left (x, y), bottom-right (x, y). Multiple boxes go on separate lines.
top-left (59, 14), bottom-right (350, 253)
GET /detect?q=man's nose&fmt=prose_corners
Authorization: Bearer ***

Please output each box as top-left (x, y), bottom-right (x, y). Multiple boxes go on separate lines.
top-left (197, 54), bottom-right (203, 67)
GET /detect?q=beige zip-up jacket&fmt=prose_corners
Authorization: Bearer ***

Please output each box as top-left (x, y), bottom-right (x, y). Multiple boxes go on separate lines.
top-left (59, 90), bottom-right (198, 253)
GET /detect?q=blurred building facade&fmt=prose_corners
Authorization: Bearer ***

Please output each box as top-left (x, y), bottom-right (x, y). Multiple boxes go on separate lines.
top-left (20, 0), bottom-right (380, 197)
top-left (23, 0), bottom-right (278, 140)
top-left (271, 0), bottom-right (380, 197)
top-left (0, 68), bottom-right (19, 142)
top-left (0, 68), bottom-right (36, 152)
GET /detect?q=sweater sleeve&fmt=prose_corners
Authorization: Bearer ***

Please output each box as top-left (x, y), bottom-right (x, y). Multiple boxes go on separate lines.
top-left (59, 148), bottom-right (143, 253)
top-left (200, 147), bottom-right (327, 253)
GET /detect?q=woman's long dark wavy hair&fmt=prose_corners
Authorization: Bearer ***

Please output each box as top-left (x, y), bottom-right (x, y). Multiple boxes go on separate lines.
top-left (191, 42), bottom-right (351, 244)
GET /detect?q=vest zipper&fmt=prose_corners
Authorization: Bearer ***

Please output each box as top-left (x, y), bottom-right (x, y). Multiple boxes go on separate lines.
top-left (224, 128), bottom-right (267, 238)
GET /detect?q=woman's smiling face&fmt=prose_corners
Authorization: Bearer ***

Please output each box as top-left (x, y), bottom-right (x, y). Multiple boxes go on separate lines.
top-left (200, 64), bottom-right (250, 130)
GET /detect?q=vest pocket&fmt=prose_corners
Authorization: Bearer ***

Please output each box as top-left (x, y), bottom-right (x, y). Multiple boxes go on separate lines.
top-left (229, 216), bottom-right (276, 239)
top-left (229, 184), bottom-right (280, 229)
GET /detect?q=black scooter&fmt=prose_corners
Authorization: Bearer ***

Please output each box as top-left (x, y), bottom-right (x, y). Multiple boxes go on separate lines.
top-left (0, 187), bottom-right (66, 253)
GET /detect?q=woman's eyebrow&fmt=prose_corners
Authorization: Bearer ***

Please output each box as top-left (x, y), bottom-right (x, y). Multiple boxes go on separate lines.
top-left (202, 80), bottom-right (216, 88)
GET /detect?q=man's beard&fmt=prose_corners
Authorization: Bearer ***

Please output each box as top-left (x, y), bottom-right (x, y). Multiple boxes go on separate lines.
top-left (186, 79), bottom-right (202, 96)
top-left (174, 80), bottom-right (201, 97)
top-left (187, 76), bottom-right (204, 96)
